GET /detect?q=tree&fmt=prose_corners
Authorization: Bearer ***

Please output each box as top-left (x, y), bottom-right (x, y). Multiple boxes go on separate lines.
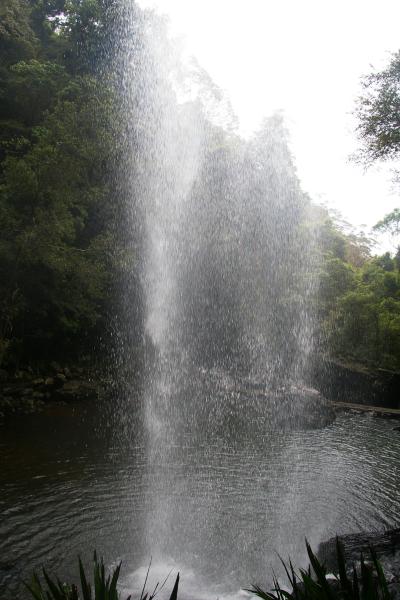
top-left (355, 51), bottom-right (400, 163)
top-left (373, 208), bottom-right (400, 237)
top-left (0, 0), bottom-right (38, 66)
top-left (0, 74), bottom-right (121, 363)
top-left (354, 54), bottom-right (400, 268)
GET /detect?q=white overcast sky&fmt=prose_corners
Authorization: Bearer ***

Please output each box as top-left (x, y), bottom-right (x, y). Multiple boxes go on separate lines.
top-left (137, 0), bottom-right (400, 241)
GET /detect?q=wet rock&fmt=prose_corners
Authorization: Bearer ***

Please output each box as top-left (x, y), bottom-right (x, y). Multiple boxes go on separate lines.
top-left (310, 359), bottom-right (400, 409)
top-left (44, 377), bottom-right (54, 386)
top-left (33, 378), bottom-right (45, 386)
top-left (55, 379), bottom-right (99, 402)
top-left (319, 529), bottom-right (400, 567)
top-left (3, 386), bottom-right (19, 397)
top-left (319, 528), bottom-right (400, 599)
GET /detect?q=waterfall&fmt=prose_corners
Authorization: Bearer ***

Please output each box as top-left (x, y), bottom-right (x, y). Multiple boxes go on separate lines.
top-left (115, 0), bottom-right (325, 594)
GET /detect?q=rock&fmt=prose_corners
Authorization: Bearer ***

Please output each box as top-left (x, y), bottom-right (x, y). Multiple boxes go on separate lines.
top-left (44, 377), bottom-right (54, 386)
top-left (310, 359), bottom-right (400, 409)
top-left (55, 379), bottom-right (98, 402)
top-left (318, 528), bottom-right (400, 599)
top-left (56, 373), bottom-right (66, 382)
top-left (33, 378), bottom-right (45, 386)
top-left (32, 391), bottom-right (45, 399)
top-left (319, 528), bottom-right (400, 567)
top-left (0, 369), bottom-right (8, 381)
top-left (21, 388), bottom-right (33, 396)
top-left (7, 386), bottom-right (24, 398)
top-left (62, 380), bottom-right (79, 391)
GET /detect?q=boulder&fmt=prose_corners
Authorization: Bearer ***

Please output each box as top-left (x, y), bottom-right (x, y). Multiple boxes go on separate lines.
top-left (55, 379), bottom-right (98, 402)
top-left (310, 359), bottom-right (400, 408)
top-left (318, 529), bottom-right (400, 599)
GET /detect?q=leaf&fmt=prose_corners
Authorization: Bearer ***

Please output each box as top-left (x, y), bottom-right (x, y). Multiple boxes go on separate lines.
top-left (168, 574), bottom-right (179, 600)
top-left (335, 537), bottom-right (353, 598)
top-left (79, 557), bottom-right (92, 600)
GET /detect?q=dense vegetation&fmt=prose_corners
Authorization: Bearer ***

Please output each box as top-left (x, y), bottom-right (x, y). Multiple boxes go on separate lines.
top-left (26, 542), bottom-right (394, 600)
top-left (316, 217), bottom-right (400, 370)
top-left (316, 49), bottom-right (400, 371)
top-left (27, 552), bottom-right (180, 600)
top-left (0, 0), bottom-right (399, 374)
top-left (0, 0), bottom-right (139, 370)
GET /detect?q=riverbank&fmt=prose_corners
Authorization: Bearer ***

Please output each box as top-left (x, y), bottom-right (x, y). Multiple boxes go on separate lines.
top-left (2, 356), bottom-right (400, 422)
top-left (0, 364), bottom-right (102, 419)
top-left (319, 528), bottom-right (400, 599)
top-left (310, 358), bottom-right (400, 409)
top-left (332, 401), bottom-right (400, 418)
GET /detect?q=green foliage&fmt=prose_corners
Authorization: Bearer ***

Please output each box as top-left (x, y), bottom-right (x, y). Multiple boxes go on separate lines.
top-left (25, 544), bottom-right (391, 600)
top-left (0, 0), bottom-right (131, 367)
top-left (0, 0), bottom-right (39, 65)
top-left (319, 258), bottom-right (356, 308)
top-left (4, 59), bottom-right (68, 126)
top-left (373, 208), bottom-right (400, 238)
top-left (248, 539), bottom-right (391, 600)
top-left (355, 50), bottom-right (400, 164)
top-left (26, 553), bottom-right (180, 600)
top-left (0, 70), bottom-right (120, 363)
top-left (316, 216), bottom-right (400, 370)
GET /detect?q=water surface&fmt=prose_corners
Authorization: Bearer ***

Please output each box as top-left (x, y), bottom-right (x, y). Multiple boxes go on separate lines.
top-left (1, 399), bottom-right (400, 600)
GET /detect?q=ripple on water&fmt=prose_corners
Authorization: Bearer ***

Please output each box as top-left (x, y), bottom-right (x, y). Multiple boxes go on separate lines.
top-left (1, 410), bottom-right (400, 599)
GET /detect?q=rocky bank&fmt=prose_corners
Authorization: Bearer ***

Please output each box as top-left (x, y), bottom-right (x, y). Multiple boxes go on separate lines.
top-left (310, 358), bottom-right (400, 409)
top-left (0, 364), bottom-right (101, 419)
top-left (319, 529), bottom-right (400, 598)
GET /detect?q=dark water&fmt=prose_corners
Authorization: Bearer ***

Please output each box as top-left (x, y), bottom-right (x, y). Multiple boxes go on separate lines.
top-left (1, 399), bottom-right (400, 600)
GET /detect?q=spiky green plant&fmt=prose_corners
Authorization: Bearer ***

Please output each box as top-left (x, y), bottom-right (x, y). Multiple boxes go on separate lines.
top-left (26, 540), bottom-right (392, 600)
top-left (26, 552), bottom-right (180, 600)
top-left (248, 539), bottom-right (392, 600)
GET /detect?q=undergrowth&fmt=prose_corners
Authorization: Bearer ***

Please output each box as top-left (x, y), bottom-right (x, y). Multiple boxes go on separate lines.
top-left (248, 539), bottom-right (392, 600)
top-left (26, 540), bottom-right (393, 600)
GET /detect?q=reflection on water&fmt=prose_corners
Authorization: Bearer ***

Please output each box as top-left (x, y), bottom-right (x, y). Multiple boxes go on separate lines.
top-left (1, 400), bottom-right (400, 600)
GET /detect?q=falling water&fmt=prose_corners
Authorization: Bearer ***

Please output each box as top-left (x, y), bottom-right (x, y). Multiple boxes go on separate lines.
top-left (116, 1), bottom-right (328, 596)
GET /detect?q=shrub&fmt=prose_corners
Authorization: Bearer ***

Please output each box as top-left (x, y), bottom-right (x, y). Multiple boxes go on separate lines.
top-left (26, 552), bottom-right (179, 600)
